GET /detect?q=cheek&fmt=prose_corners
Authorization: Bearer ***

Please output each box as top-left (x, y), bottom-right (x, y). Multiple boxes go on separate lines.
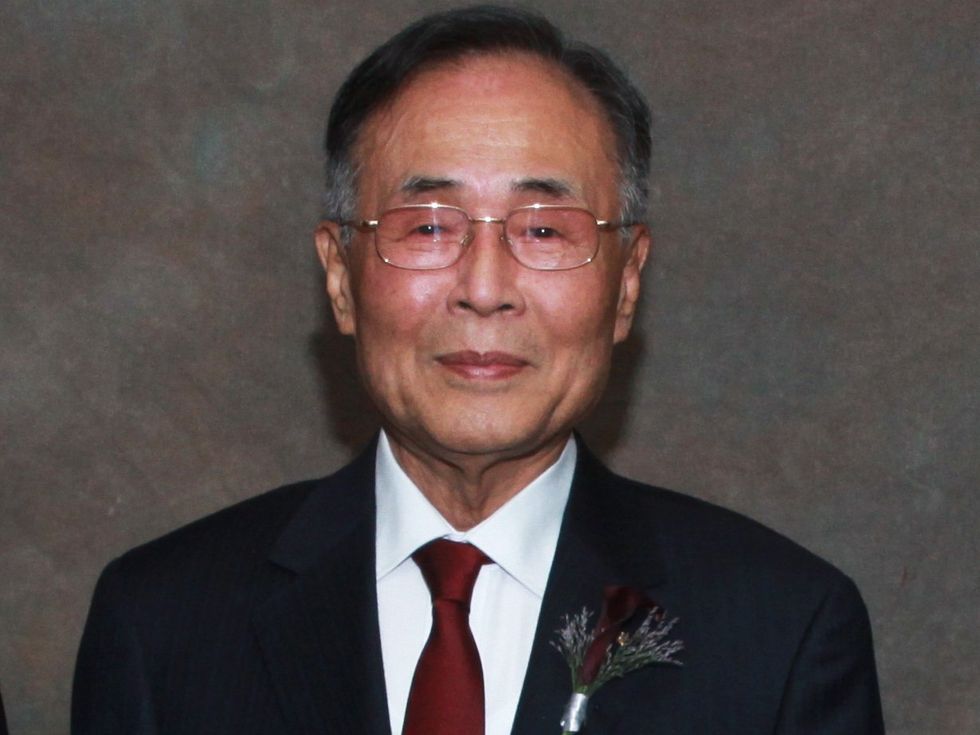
top-left (531, 283), bottom-right (619, 409)
top-left (539, 270), bottom-right (621, 345)
top-left (353, 264), bottom-right (448, 352)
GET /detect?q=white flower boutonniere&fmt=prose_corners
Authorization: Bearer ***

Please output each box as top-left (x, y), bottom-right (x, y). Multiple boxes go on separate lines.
top-left (551, 585), bottom-right (683, 733)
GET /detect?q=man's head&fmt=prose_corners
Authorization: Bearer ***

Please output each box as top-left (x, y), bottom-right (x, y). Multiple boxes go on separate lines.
top-left (315, 5), bottom-right (652, 469)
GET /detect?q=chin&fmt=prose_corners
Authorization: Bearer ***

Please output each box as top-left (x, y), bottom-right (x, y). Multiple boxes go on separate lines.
top-left (421, 413), bottom-right (562, 459)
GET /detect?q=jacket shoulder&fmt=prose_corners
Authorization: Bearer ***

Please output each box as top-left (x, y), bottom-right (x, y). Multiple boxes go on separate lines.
top-left (102, 477), bottom-right (317, 592)
top-left (584, 459), bottom-right (855, 593)
top-left (100, 445), bottom-right (373, 596)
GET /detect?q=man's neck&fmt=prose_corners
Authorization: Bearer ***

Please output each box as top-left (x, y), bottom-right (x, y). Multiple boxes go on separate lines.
top-left (383, 429), bottom-right (572, 531)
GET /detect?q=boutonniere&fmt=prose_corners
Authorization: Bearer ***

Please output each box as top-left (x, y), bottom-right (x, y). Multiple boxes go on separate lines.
top-left (551, 585), bottom-right (683, 733)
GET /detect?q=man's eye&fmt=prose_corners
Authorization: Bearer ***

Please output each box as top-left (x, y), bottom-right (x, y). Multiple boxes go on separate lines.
top-left (528, 226), bottom-right (561, 239)
top-left (409, 223), bottom-right (443, 238)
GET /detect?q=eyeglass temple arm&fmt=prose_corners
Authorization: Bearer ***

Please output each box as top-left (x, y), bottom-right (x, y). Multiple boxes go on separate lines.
top-left (340, 219), bottom-right (380, 231)
top-left (597, 220), bottom-right (639, 230)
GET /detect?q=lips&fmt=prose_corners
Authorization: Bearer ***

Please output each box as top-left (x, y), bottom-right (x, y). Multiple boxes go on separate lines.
top-left (436, 350), bottom-right (530, 379)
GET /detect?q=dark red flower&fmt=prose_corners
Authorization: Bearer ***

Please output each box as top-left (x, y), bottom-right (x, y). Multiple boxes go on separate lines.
top-left (579, 585), bottom-right (658, 685)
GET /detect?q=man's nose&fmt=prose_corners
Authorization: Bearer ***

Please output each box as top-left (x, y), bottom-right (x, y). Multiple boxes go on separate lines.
top-left (447, 221), bottom-right (526, 317)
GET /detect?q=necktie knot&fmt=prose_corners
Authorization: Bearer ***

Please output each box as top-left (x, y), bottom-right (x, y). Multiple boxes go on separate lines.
top-left (413, 539), bottom-right (491, 604)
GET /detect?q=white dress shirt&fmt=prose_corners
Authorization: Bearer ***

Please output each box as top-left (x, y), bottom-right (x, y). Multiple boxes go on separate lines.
top-left (375, 431), bottom-right (576, 735)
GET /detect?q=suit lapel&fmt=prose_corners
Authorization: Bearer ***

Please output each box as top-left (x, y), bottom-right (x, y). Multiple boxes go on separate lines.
top-left (252, 442), bottom-right (391, 735)
top-left (512, 444), bottom-right (669, 735)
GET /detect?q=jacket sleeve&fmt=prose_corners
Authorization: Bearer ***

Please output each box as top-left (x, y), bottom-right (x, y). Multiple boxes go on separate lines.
top-left (72, 558), bottom-right (158, 735)
top-left (0, 681), bottom-right (9, 735)
top-left (774, 575), bottom-right (885, 734)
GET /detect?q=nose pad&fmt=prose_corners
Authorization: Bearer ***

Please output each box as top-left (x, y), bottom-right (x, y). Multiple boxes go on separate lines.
top-left (460, 220), bottom-right (508, 257)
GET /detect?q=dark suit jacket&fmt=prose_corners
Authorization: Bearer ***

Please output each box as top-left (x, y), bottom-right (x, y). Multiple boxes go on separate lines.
top-left (0, 685), bottom-right (8, 735)
top-left (72, 440), bottom-right (884, 734)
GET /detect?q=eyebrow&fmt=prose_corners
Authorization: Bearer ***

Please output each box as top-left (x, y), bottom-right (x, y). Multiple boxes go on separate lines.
top-left (397, 175), bottom-right (579, 200)
top-left (400, 176), bottom-right (460, 195)
top-left (511, 177), bottom-right (576, 198)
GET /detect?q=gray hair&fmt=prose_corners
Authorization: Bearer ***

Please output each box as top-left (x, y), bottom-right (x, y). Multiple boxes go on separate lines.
top-left (323, 5), bottom-right (651, 243)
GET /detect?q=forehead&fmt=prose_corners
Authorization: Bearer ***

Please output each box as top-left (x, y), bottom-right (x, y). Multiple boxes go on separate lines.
top-left (353, 53), bottom-right (621, 212)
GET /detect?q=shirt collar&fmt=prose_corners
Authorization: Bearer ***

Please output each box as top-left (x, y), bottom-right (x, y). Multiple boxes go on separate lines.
top-left (375, 430), bottom-right (576, 597)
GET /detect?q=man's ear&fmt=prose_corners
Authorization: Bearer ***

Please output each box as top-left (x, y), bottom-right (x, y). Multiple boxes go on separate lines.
top-left (314, 222), bottom-right (357, 336)
top-left (613, 225), bottom-right (651, 344)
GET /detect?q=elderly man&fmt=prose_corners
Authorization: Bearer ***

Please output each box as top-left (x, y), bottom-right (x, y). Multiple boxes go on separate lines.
top-left (73, 6), bottom-right (883, 734)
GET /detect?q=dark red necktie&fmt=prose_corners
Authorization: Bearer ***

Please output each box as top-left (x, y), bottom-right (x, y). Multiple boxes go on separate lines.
top-left (402, 539), bottom-right (491, 735)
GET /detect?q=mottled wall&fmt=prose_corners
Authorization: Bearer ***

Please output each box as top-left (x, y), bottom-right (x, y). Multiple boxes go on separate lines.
top-left (1, 1), bottom-right (977, 732)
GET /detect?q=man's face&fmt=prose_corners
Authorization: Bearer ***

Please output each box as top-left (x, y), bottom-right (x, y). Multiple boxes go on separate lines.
top-left (317, 53), bottom-right (649, 463)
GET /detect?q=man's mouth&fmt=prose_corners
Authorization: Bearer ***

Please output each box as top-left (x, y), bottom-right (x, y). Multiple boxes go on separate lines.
top-left (435, 350), bottom-right (530, 380)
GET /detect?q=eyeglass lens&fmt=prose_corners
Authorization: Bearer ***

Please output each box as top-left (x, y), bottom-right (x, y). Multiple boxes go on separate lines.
top-left (374, 206), bottom-right (599, 270)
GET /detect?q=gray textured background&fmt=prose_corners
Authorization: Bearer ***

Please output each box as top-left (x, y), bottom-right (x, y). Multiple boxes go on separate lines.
top-left (1, 1), bottom-right (977, 732)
